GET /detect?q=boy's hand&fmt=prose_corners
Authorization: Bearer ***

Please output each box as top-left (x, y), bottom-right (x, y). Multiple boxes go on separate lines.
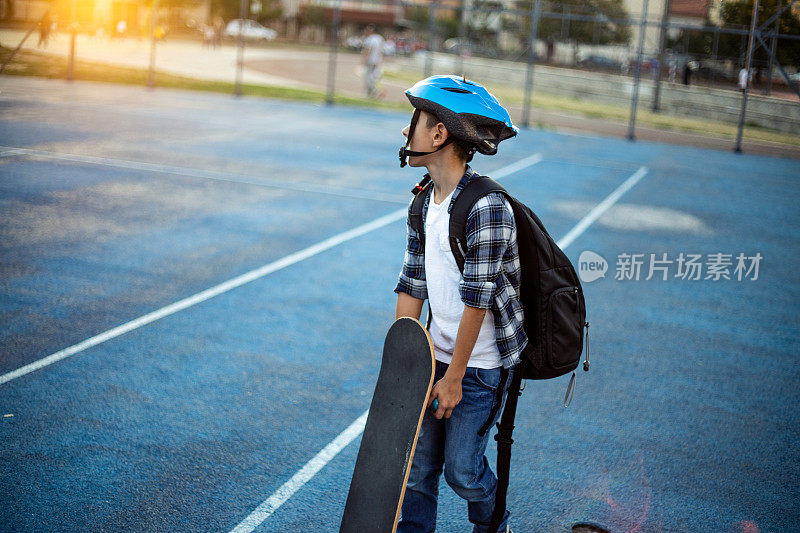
top-left (428, 373), bottom-right (462, 419)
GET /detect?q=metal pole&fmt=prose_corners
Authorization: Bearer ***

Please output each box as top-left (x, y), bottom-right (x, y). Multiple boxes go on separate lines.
top-left (651, 0), bottom-right (671, 112)
top-left (67, 0), bottom-right (76, 81)
top-left (711, 26), bottom-right (719, 84)
top-left (766, 0), bottom-right (780, 96)
top-left (325, 0), bottom-right (342, 104)
top-left (234, 0), bottom-right (247, 97)
top-left (734, 0), bottom-right (760, 153)
top-left (67, 25), bottom-right (76, 81)
top-left (425, 0), bottom-right (438, 77)
top-left (456, 0), bottom-right (469, 77)
top-left (754, 30), bottom-right (799, 99)
top-left (148, 0), bottom-right (158, 89)
top-left (522, 0), bottom-right (542, 128)
top-left (627, 0), bottom-right (650, 140)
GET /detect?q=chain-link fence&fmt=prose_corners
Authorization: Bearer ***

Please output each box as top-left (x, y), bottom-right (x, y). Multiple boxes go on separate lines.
top-left (315, 0), bottom-right (800, 148)
top-left (2, 0), bottom-right (797, 150)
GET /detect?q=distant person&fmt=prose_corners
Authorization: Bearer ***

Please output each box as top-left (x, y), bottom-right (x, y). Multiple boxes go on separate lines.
top-left (203, 25), bottom-right (215, 48)
top-left (155, 25), bottom-right (167, 42)
top-left (738, 67), bottom-right (752, 92)
top-left (116, 20), bottom-right (127, 40)
top-left (682, 61), bottom-right (691, 86)
top-left (214, 17), bottom-right (225, 47)
top-left (37, 11), bottom-right (51, 48)
top-left (668, 59), bottom-right (677, 83)
top-left (361, 25), bottom-right (385, 99)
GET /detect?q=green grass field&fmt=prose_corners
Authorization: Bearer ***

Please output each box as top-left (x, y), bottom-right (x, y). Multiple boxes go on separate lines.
top-left (0, 45), bottom-right (403, 109)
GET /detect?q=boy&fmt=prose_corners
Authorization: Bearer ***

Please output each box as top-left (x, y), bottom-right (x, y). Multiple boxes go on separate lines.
top-left (394, 75), bottom-right (527, 533)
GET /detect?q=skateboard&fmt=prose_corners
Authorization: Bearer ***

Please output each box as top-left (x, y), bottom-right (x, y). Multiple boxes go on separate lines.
top-left (340, 317), bottom-right (436, 533)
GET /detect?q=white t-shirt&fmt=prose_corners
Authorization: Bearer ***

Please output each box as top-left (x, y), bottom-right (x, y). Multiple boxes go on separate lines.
top-left (363, 34), bottom-right (384, 66)
top-left (425, 188), bottom-right (501, 369)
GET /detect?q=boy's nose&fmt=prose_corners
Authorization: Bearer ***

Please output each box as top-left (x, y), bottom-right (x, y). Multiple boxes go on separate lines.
top-left (401, 125), bottom-right (409, 138)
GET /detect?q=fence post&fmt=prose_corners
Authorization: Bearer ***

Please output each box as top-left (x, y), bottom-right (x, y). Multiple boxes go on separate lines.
top-left (325, 0), bottom-right (342, 104)
top-left (711, 26), bottom-right (719, 84)
top-left (651, 0), bottom-right (671, 112)
top-left (734, 0), bottom-right (761, 153)
top-left (627, 0), bottom-right (650, 141)
top-left (424, 0), bottom-right (438, 77)
top-left (522, 0), bottom-right (542, 128)
top-left (67, 24), bottom-right (76, 81)
top-left (766, 0), bottom-right (780, 96)
top-left (234, 0), bottom-right (247, 97)
top-left (456, 0), bottom-right (469, 77)
top-left (148, 0), bottom-right (158, 89)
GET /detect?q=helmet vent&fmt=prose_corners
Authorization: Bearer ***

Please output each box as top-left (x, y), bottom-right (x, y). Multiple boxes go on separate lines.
top-left (441, 87), bottom-right (472, 94)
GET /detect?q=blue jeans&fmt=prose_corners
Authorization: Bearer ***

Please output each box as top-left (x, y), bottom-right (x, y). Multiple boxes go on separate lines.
top-left (398, 360), bottom-right (512, 533)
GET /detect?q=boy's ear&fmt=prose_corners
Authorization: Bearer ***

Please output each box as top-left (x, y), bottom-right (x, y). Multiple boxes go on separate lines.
top-left (433, 122), bottom-right (449, 145)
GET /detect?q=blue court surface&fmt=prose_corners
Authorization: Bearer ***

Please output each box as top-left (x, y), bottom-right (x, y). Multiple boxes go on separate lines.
top-left (1, 76), bottom-right (799, 533)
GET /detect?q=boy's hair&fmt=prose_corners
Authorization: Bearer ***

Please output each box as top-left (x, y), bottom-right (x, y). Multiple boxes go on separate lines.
top-left (424, 112), bottom-right (472, 163)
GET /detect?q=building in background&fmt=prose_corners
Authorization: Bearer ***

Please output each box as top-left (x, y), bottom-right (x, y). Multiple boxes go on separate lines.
top-left (1, 0), bottom-right (147, 34)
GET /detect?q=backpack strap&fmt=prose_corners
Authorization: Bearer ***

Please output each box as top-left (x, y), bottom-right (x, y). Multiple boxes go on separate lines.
top-left (409, 174), bottom-right (432, 248)
top-left (453, 177), bottom-right (543, 353)
top-left (448, 175), bottom-right (508, 273)
top-left (487, 366), bottom-right (523, 533)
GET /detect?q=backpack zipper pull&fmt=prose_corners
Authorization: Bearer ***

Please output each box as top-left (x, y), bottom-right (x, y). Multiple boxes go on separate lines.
top-left (563, 372), bottom-right (576, 408)
top-left (582, 322), bottom-right (590, 372)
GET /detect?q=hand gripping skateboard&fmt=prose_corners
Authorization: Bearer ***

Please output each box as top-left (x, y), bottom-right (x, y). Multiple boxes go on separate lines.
top-left (340, 317), bottom-right (435, 533)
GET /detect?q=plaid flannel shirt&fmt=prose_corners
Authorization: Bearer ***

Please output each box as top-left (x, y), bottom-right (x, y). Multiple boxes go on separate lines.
top-left (395, 166), bottom-right (528, 369)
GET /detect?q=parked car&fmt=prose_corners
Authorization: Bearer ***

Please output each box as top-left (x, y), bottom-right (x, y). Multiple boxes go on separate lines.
top-left (393, 37), bottom-right (426, 56)
top-left (223, 19), bottom-right (277, 41)
top-left (576, 54), bottom-right (622, 72)
top-left (345, 36), bottom-right (363, 51)
top-left (442, 38), bottom-right (499, 59)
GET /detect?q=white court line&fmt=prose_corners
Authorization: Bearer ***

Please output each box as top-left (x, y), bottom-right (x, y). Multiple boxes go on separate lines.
top-left (558, 166), bottom-right (648, 250)
top-left (0, 145), bottom-right (408, 204)
top-left (0, 152), bottom-right (543, 387)
top-left (0, 148), bottom-right (27, 157)
top-left (229, 411), bottom-right (370, 533)
top-left (228, 162), bottom-right (648, 533)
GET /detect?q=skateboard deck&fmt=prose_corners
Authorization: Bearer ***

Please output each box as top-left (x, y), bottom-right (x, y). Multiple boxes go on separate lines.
top-left (340, 317), bottom-right (435, 533)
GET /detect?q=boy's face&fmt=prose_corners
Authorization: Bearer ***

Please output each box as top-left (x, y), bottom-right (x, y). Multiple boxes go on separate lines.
top-left (401, 111), bottom-right (444, 167)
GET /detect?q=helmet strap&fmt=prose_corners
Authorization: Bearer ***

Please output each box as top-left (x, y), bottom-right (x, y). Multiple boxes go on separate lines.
top-left (399, 109), bottom-right (455, 168)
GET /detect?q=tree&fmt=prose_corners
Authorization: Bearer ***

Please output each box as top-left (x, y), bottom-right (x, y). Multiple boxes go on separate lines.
top-left (298, 3), bottom-right (327, 29)
top-left (514, 0), bottom-right (631, 46)
top-left (406, 5), bottom-right (460, 41)
top-left (717, 0), bottom-right (800, 68)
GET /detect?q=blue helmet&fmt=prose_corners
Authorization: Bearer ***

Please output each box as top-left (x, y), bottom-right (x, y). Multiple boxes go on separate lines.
top-left (400, 75), bottom-right (518, 166)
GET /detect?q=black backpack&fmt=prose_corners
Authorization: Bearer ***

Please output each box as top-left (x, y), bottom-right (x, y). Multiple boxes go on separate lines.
top-left (409, 173), bottom-right (589, 383)
top-left (409, 173), bottom-right (591, 533)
